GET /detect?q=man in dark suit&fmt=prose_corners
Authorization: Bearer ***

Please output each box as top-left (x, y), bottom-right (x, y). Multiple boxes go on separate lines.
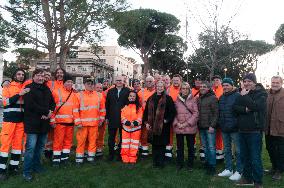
top-left (105, 75), bottom-right (130, 161)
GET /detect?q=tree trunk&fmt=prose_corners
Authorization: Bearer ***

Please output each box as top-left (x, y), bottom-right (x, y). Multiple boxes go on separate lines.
top-left (59, 47), bottom-right (68, 69)
top-left (49, 48), bottom-right (57, 72)
top-left (141, 54), bottom-right (149, 80)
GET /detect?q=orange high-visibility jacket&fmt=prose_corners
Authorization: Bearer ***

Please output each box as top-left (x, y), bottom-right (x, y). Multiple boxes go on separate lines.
top-left (138, 88), bottom-right (155, 110)
top-left (167, 85), bottom-right (180, 102)
top-left (2, 81), bottom-right (24, 122)
top-left (121, 104), bottom-right (143, 132)
top-left (212, 85), bottom-right (223, 99)
top-left (75, 90), bottom-right (106, 127)
top-left (47, 80), bottom-right (64, 92)
top-left (50, 88), bottom-right (80, 125)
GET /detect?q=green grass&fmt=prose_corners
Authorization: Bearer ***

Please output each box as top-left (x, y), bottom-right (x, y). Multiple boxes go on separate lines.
top-left (1, 145), bottom-right (284, 188)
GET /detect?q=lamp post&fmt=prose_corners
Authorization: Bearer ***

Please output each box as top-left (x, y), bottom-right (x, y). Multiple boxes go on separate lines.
top-left (224, 68), bottom-right (228, 78)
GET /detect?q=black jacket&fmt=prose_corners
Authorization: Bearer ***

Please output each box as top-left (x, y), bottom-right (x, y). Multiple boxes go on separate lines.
top-left (233, 84), bottom-right (267, 132)
top-left (143, 93), bottom-right (176, 145)
top-left (105, 87), bottom-right (130, 128)
top-left (219, 89), bottom-right (240, 132)
top-left (23, 82), bottom-right (55, 134)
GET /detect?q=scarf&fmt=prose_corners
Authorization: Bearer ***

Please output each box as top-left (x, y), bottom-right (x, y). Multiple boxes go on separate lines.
top-left (147, 93), bottom-right (167, 135)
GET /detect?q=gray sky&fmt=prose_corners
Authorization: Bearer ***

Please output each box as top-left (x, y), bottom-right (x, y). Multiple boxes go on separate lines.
top-left (3, 0), bottom-right (284, 62)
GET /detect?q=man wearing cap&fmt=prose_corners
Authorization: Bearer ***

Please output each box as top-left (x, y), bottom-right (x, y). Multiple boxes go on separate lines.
top-left (217, 78), bottom-right (243, 181)
top-left (234, 73), bottom-right (267, 188)
top-left (75, 77), bottom-right (105, 165)
top-left (212, 75), bottom-right (225, 163)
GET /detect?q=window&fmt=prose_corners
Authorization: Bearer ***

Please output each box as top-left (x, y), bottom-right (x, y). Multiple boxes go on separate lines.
top-left (102, 50), bottom-right (106, 54)
top-left (117, 67), bottom-right (118, 71)
top-left (72, 67), bottom-right (76, 71)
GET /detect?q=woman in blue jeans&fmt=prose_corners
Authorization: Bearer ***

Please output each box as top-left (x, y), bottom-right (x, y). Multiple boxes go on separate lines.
top-left (23, 69), bottom-right (55, 181)
top-left (217, 78), bottom-right (243, 181)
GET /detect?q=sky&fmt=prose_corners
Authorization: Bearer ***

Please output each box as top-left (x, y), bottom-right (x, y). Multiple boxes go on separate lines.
top-left (2, 0), bottom-right (284, 63)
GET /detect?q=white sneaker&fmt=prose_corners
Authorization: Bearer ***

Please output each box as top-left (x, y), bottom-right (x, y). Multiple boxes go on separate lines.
top-left (229, 171), bottom-right (242, 181)
top-left (218, 169), bottom-right (233, 177)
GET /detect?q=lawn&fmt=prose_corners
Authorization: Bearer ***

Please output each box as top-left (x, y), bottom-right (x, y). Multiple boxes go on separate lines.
top-left (1, 142), bottom-right (284, 188)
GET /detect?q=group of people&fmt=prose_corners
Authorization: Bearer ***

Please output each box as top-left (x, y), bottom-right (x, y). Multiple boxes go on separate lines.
top-left (0, 67), bottom-right (283, 188)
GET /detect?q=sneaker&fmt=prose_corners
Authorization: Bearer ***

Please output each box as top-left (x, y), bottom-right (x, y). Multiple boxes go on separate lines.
top-left (218, 169), bottom-right (233, 177)
top-left (229, 171), bottom-right (242, 181)
top-left (23, 174), bottom-right (33, 182)
top-left (236, 178), bottom-right (254, 186)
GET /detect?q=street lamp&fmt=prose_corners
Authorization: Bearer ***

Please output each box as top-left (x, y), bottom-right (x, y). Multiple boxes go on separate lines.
top-left (224, 68), bottom-right (228, 78)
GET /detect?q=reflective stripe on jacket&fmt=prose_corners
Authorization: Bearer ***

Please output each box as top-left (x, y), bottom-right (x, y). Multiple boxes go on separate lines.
top-left (121, 104), bottom-right (143, 132)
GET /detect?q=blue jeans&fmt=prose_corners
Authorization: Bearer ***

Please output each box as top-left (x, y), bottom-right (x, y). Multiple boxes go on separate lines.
top-left (240, 132), bottom-right (263, 184)
top-left (200, 129), bottom-right (216, 167)
top-left (222, 132), bottom-right (243, 173)
top-left (23, 133), bottom-right (47, 176)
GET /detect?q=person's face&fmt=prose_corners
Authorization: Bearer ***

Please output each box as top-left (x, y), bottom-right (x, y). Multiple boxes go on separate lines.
top-left (162, 76), bottom-right (171, 87)
top-left (44, 72), bottom-right (51, 81)
top-left (64, 80), bottom-right (73, 91)
top-left (199, 84), bottom-right (210, 95)
top-left (33, 72), bottom-right (44, 84)
top-left (95, 84), bottom-right (103, 93)
top-left (103, 81), bottom-right (109, 88)
top-left (222, 83), bottom-right (233, 93)
top-left (15, 71), bottom-right (25, 82)
top-left (243, 79), bottom-right (256, 90)
top-left (145, 78), bottom-right (155, 88)
top-left (271, 78), bottom-right (283, 91)
top-left (154, 75), bottom-right (161, 83)
top-left (115, 76), bottom-right (124, 87)
top-left (128, 92), bottom-right (136, 102)
top-left (194, 79), bottom-right (202, 88)
top-left (84, 82), bottom-right (93, 91)
top-left (172, 77), bottom-right (181, 87)
top-left (56, 69), bottom-right (64, 81)
top-left (156, 82), bottom-right (165, 94)
top-left (133, 82), bottom-right (141, 90)
top-left (181, 85), bottom-right (190, 96)
top-left (213, 78), bottom-right (222, 87)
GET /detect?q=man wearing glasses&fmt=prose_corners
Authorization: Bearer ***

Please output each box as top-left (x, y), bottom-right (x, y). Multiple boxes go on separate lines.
top-left (105, 75), bottom-right (130, 161)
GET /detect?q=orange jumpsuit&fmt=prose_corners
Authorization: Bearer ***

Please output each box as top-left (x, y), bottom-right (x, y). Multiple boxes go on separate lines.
top-left (138, 88), bottom-right (155, 156)
top-left (96, 91), bottom-right (107, 157)
top-left (45, 80), bottom-right (64, 157)
top-left (0, 81), bottom-right (24, 173)
top-left (121, 104), bottom-right (143, 163)
top-left (51, 88), bottom-right (80, 164)
top-left (212, 85), bottom-right (224, 161)
top-left (166, 85), bottom-right (180, 158)
top-left (75, 90), bottom-right (105, 163)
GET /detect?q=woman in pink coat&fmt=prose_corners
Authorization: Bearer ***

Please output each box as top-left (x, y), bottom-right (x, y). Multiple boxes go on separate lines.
top-left (173, 82), bottom-right (199, 171)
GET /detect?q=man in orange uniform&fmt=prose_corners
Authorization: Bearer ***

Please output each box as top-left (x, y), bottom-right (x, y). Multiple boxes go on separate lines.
top-left (164, 74), bottom-right (181, 161)
top-left (138, 76), bottom-right (155, 157)
top-left (121, 91), bottom-right (143, 165)
top-left (44, 68), bottom-right (65, 160)
top-left (94, 83), bottom-right (107, 158)
top-left (75, 78), bottom-right (105, 165)
top-left (0, 69), bottom-right (29, 180)
top-left (212, 75), bottom-right (224, 162)
top-left (50, 74), bottom-right (80, 166)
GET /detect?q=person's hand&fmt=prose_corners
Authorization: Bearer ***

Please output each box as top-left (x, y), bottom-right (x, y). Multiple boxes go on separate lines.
top-left (50, 123), bottom-right (56, 128)
top-left (146, 123), bottom-right (151, 130)
top-left (246, 107), bottom-right (250, 112)
top-left (240, 89), bottom-right (249, 96)
top-left (41, 115), bottom-right (48, 120)
top-left (47, 110), bottom-right (53, 118)
top-left (19, 88), bottom-right (30, 96)
top-left (77, 124), bottom-right (83, 129)
top-left (208, 127), bottom-right (215, 133)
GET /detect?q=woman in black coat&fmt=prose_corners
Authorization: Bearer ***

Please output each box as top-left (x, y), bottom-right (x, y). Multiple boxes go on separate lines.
top-left (143, 81), bottom-right (176, 168)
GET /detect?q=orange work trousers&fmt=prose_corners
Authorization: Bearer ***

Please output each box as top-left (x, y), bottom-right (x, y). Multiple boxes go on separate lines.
top-left (53, 124), bottom-right (74, 153)
top-left (96, 123), bottom-right (106, 151)
top-left (216, 128), bottom-right (224, 159)
top-left (121, 130), bottom-right (141, 163)
top-left (76, 126), bottom-right (98, 157)
top-left (0, 122), bottom-right (24, 155)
